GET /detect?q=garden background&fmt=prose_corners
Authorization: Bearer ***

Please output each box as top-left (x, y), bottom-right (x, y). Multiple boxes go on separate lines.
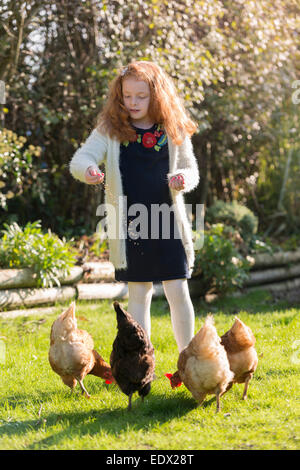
top-left (0, 0), bottom-right (299, 451)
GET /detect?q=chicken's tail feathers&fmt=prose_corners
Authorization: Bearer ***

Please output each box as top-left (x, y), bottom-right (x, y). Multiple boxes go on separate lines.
top-left (65, 301), bottom-right (76, 319)
top-left (205, 313), bottom-right (215, 327)
top-left (50, 301), bottom-right (77, 338)
top-left (113, 301), bottom-right (132, 325)
top-left (61, 301), bottom-right (77, 324)
top-left (113, 300), bottom-right (125, 317)
top-left (191, 314), bottom-right (220, 356)
top-left (231, 317), bottom-right (256, 348)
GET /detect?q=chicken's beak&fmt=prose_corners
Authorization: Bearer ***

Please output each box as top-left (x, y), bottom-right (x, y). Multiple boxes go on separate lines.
top-left (164, 373), bottom-right (182, 389)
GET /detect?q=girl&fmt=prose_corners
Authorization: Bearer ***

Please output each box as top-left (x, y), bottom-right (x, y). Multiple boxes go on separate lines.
top-left (69, 61), bottom-right (199, 352)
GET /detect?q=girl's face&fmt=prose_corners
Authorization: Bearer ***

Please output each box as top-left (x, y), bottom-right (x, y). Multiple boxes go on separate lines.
top-left (122, 76), bottom-right (152, 126)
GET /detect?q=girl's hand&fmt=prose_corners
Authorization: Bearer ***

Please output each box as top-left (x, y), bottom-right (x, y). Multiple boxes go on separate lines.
top-left (85, 166), bottom-right (105, 185)
top-left (169, 174), bottom-right (185, 191)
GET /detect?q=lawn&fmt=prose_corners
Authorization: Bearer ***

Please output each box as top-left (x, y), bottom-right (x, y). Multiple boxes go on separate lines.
top-left (0, 289), bottom-right (299, 450)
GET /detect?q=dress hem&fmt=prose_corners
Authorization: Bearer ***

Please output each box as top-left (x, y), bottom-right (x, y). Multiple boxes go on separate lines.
top-left (114, 273), bottom-right (191, 282)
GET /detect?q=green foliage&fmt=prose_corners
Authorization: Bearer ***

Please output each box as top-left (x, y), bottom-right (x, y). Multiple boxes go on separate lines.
top-left (0, 220), bottom-right (77, 287)
top-left (193, 223), bottom-right (251, 295)
top-left (0, 0), bottom-right (299, 236)
top-left (255, 99), bottom-right (300, 235)
top-left (0, 128), bottom-right (42, 211)
top-left (206, 200), bottom-right (258, 243)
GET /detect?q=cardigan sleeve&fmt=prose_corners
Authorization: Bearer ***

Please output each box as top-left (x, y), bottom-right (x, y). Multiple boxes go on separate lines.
top-left (69, 128), bottom-right (108, 183)
top-left (167, 135), bottom-right (200, 193)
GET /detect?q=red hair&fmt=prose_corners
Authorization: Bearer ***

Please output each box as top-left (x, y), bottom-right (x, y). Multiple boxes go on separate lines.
top-left (96, 61), bottom-right (197, 145)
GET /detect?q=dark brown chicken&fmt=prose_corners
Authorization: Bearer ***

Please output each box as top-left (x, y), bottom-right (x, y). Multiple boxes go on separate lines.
top-left (110, 301), bottom-right (155, 411)
top-left (49, 301), bottom-right (114, 398)
top-left (221, 317), bottom-right (258, 400)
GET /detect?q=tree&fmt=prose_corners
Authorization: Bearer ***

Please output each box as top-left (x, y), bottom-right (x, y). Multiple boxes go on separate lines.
top-left (1, 0), bottom-right (299, 237)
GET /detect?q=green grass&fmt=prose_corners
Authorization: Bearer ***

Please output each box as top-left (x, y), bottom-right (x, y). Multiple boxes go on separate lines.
top-left (0, 290), bottom-right (299, 450)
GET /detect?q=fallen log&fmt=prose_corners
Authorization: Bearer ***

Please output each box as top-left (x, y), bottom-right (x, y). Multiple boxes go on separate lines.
top-left (77, 282), bottom-right (128, 300)
top-left (245, 263), bottom-right (300, 286)
top-left (77, 279), bottom-right (205, 301)
top-left (81, 261), bottom-right (115, 282)
top-left (0, 306), bottom-right (59, 319)
top-left (0, 266), bottom-right (83, 290)
top-left (246, 276), bottom-right (300, 293)
top-left (252, 249), bottom-right (300, 269)
top-left (0, 286), bottom-right (76, 310)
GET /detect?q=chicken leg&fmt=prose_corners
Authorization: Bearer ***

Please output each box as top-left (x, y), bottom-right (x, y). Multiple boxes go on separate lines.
top-left (242, 374), bottom-right (252, 400)
top-left (216, 392), bottom-right (222, 413)
top-left (76, 377), bottom-right (91, 399)
top-left (127, 392), bottom-right (133, 411)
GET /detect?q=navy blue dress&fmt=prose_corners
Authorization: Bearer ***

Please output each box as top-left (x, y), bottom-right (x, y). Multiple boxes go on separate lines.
top-left (114, 123), bottom-right (190, 282)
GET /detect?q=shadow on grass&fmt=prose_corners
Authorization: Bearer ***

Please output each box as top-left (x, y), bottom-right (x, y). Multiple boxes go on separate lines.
top-left (0, 391), bottom-right (206, 449)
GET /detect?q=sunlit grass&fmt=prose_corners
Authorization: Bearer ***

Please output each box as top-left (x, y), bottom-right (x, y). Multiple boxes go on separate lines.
top-left (0, 290), bottom-right (299, 450)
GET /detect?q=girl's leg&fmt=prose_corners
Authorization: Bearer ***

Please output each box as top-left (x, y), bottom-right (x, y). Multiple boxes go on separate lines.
top-left (127, 281), bottom-right (153, 338)
top-left (162, 278), bottom-right (195, 352)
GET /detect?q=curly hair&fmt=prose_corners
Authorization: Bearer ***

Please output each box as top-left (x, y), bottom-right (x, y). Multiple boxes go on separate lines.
top-left (96, 61), bottom-right (197, 145)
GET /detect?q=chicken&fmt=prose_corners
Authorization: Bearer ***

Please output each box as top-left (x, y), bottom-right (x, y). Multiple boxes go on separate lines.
top-left (166, 315), bottom-right (234, 413)
top-left (110, 301), bottom-right (155, 411)
top-left (48, 301), bottom-right (114, 397)
top-left (221, 317), bottom-right (258, 400)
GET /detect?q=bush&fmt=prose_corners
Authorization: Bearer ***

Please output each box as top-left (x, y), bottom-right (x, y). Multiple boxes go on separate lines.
top-left (0, 128), bottom-right (42, 211)
top-left (192, 223), bottom-right (251, 296)
top-left (206, 200), bottom-right (258, 243)
top-left (0, 220), bottom-right (77, 287)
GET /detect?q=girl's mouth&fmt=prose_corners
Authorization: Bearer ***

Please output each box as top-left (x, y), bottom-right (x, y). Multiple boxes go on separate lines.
top-left (130, 109), bottom-right (140, 113)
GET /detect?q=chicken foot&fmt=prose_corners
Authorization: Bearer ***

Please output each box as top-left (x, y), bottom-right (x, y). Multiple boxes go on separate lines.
top-left (76, 377), bottom-right (91, 399)
top-left (242, 375), bottom-right (252, 400)
top-left (216, 392), bottom-right (221, 413)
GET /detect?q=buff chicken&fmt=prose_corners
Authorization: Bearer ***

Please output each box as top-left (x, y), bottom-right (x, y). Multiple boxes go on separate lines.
top-left (166, 315), bottom-right (234, 413)
top-left (221, 317), bottom-right (258, 399)
top-left (49, 301), bottom-right (114, 397)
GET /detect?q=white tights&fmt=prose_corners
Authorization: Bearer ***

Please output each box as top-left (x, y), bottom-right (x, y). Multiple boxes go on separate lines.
top-left (127, 279), bottom-right (195, 352)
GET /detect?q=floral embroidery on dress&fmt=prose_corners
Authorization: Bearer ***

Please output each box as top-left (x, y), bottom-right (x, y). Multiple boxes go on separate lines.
top-left (122, 124), bottom-right (167, 151)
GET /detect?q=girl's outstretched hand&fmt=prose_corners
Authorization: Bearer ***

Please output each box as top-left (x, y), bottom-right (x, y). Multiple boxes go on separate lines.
top-left (169, 174), bottom-right (185, 191)
top-left (85, 166), bottom-right (105, 185)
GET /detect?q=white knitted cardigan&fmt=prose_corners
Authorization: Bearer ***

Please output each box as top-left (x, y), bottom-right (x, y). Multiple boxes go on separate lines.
top-left (69, 128), bottom-right (199, 277)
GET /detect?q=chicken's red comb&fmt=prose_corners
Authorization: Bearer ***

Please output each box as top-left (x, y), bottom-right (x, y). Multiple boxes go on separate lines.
top-left (164, 373), bottom-right (182, 388)
top-left (105, 379), bottom-right (113, 384)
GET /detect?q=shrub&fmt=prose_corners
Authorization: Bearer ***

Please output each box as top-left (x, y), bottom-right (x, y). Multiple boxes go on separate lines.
top-left (206, 200), bottom-right (258, 243)
top-left (0, 128), bottom-right (42, 211)
top-left (0, 220), bottom-right (77, 287)
top-left (192, 223), bottom-right (251, 296)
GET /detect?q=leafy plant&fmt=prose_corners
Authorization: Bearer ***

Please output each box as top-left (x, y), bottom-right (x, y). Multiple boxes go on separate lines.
top-left (0, 128), bottom-right (42, 210)
top-left (192, 223), bottom-right (251, 296)
top-left (206, 200), bottom-right (258, 243)
top-left (0, 220), bottom-right (77, 287)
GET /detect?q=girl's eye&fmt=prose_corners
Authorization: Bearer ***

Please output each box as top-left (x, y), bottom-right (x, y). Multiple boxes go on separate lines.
top-left (124, 95), bottom-right (147, 99)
